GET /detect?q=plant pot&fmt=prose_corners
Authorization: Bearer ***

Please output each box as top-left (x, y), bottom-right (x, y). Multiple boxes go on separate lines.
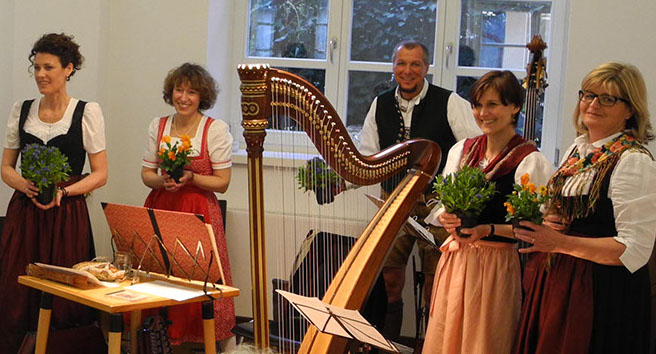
top-left (511, 218), bottom-right (534, 232)
top-left (35, 184), bottom-right (56, 205)
top-left (454, 210), bottom-right (478, 237)
top-left (168, 166), bottom-right (184, 183)
top-left (313, 184), bottom-right (335, 205)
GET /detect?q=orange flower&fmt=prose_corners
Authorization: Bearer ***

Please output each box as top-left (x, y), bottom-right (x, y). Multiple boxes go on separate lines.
top-left (504, 202), bottom-right (515, 215)
top-left (180, 134), bottom-right (191, 143)
top-left (520, 173), bottom-right (530, 186)
top-left (162, 135), bottom-right (171, 144)
top-left (182, 141), bottom-right (192, 151)
top-left (157, 147), bottom-right (166, 157)
top-left (527, 183), bottom-right (537, 193)
top-left (168, 151), bottom-right (176, 161)
top-left (177, 145), bottom-right (185, 153)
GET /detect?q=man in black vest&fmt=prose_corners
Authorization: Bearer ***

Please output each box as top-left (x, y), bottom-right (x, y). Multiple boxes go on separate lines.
top-left (359, 40), bottom-right (480, 341)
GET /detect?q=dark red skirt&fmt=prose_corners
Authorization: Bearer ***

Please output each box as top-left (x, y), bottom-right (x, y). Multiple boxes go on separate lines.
top-left (515, 252), bottom-right (650, 353)
top-left (0, 188), bottom-right (95, 354)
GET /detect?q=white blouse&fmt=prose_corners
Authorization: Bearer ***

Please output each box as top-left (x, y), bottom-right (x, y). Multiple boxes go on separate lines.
top-left (424, 138), bottom-right (555, 226)
top-left (4, 98), bottom-right (106, 153)
top-left (559, 133), bottom-right (656, 273)
top-left (141, 115), bottom-right (233, 171)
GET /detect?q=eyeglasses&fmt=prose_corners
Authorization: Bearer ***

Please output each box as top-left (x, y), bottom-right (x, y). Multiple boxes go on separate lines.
top-left (578, 90), bottom-right (629, 107)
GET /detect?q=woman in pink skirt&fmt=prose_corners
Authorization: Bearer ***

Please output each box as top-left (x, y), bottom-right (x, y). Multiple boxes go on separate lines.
top-left (422, 71), bottom-right (553, 353)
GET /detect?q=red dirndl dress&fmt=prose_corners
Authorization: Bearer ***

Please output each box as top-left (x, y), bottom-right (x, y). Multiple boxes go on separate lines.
top-left (144, 116), bottom-right (235, 343)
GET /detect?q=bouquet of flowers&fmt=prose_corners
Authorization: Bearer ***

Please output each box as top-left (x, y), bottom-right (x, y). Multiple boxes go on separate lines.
top-left (158, 134), bottom-right (194, 182)
top-left (504, 173), bottom-right (549, 226)
top-left (432, 165), bottom-right (496, 235)
top-left (296, 157), bottom-right (342, 205)
top-left (20, 143), bottom-right (71, 204)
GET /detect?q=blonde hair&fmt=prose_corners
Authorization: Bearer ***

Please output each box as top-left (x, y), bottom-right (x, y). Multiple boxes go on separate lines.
top-left (573, 62), bottom-right (653, 143)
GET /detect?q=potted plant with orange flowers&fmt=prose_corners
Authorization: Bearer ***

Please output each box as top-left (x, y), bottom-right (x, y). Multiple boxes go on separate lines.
top-left (433, 165), bottom-right (497, 237)
top-left (158, 134), bottom-right (195, 183)
top-left (504, 173), bottom-right (550, 230)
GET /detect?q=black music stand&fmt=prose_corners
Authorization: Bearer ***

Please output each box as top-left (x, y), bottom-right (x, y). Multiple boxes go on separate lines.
top-left (276, 290), bottom-right (400, 353)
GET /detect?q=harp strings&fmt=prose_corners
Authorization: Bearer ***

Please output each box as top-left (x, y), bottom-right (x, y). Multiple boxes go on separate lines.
top-left (269, 77), bottom-right (361, 351)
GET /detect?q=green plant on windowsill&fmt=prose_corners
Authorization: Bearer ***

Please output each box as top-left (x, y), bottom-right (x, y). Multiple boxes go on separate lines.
top-left (296, 157), bottom-right (343, 205)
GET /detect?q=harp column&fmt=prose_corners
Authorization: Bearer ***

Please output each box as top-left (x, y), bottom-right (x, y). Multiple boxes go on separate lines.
top-left (238, 64), bottom-right (271, 348)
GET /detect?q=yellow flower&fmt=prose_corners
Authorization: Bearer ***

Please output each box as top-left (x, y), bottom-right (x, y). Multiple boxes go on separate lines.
top-left (168, 151), bottom-right (176, 161)
top-left (539, 185), bottom-right (547, 196)
top-left (162, 135), bottom-right (171, 144)
top-left (520, 173), bottom-right (530, 186)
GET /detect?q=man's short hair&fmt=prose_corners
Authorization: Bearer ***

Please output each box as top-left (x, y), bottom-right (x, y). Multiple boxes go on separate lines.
top-left (392, 40), bottom-right (430, 65)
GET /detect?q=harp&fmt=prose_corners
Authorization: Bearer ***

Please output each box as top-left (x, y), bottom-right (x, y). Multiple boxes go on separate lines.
top-left (237, 64), bottom-right (441, 352)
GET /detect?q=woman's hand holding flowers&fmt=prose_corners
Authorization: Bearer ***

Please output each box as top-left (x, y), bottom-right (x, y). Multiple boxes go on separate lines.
top-left (438, 211), bottom-right (461, 234)
top-left (452, 224), bottom-right (492, 244)
top-left (542, 213), bottom-right (569, 232)
top-left (31, 187), bottom-right (64, 210)
top-left (515, 220), bottom-right (567, 254)
top-left (21, 179), bottom-right (39, 199)
top-left (162, 170), bottom-right (194, 192)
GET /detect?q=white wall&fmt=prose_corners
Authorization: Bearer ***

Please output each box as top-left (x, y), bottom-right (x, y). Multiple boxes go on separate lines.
top-left (557, 0), bottom-right (656, 157)
top-left (2, 0), bottom-right (656, 337)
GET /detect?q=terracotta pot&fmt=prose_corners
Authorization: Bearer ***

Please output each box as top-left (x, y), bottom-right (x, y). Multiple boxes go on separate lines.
top-left (35, 184), bottom-right (55, 205)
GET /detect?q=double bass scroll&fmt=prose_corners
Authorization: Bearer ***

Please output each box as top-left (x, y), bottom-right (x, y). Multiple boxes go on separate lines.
top-left (522, 35), bottom-right (548, 143)
top-left (237, 64), bottom-right (442, 352)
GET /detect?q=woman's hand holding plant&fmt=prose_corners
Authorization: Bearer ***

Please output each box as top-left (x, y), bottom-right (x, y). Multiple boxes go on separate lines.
top-left (515, 220), bottom-right (567, 254)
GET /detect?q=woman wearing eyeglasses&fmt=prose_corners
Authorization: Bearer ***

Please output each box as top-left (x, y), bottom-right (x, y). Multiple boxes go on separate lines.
top-left (514, 62), bottom-right (656, 353)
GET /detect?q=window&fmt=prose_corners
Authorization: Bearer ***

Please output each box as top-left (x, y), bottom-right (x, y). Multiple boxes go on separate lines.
top-left (232, 0), bottom-right (564, 159)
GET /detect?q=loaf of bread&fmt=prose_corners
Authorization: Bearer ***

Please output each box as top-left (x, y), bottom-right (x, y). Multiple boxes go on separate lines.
top-left (73, 261), bottom-right (125, 281)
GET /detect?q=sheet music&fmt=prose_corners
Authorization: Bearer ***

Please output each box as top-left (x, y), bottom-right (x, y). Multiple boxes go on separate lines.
top-left (365, 194), bottom-right (439, 250)
top-left (276, 290), bottom-right (399, 352)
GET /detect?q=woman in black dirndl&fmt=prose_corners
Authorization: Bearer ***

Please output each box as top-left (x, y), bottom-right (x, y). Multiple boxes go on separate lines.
top-left (514, 62), bottom-right (655, 354)
top-left (0, 33), bottom-right (107, 353)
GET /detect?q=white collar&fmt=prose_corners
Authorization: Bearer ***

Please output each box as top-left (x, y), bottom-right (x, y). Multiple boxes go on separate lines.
top-left (394, 78), bottom-right (429, 107)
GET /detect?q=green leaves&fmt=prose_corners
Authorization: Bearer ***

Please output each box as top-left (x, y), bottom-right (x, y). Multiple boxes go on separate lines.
top-left (432, 165), bottom-right (496, 215)
top-left (20, 143), bottom-right (71, 195)
top-left (504, 175), bottom-right (550, 223)
top-left (296, 157), bottom-right (341, 192)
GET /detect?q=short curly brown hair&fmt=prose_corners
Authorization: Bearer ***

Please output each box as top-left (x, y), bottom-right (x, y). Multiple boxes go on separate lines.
top-left (29, 33), bottom-right (84, 78)
top-left (162, 63), bottom-right (218, 111)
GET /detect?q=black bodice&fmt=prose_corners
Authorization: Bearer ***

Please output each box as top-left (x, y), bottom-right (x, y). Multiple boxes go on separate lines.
top-left (18, 99), bottom-right (87, 175)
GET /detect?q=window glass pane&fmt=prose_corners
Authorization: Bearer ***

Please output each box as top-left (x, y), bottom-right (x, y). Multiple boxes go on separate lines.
top-left (269, 67), bottom-right (326, 131)
top-left (350, 0), bottom-right (437, 63)
top-left (248, 0), bottom-right (329, 59)
top-left (457, 75), bottom-right (544, 146)
top-left (346, 72), bottom-right (434, 136)
top-left (459, 1), bottom-right (551, 70)
top-left (346, 71), bottom-right (395, 134)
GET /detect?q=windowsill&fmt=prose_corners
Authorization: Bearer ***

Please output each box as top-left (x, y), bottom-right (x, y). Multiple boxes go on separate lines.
top-left (232, 148), bottom-right (319, 168)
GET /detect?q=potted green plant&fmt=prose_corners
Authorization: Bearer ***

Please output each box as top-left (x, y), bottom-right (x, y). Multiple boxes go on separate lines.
top-left (296, 157), bottom-right (343, 205)
top-left (504, 173), bottom-right (550, 230)
top-left (158, 134), bottom-right (195, 183)
top-left (432, 165), bottom-right (496, 237)
top-left (20, 143), bottom-right (71, 205)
